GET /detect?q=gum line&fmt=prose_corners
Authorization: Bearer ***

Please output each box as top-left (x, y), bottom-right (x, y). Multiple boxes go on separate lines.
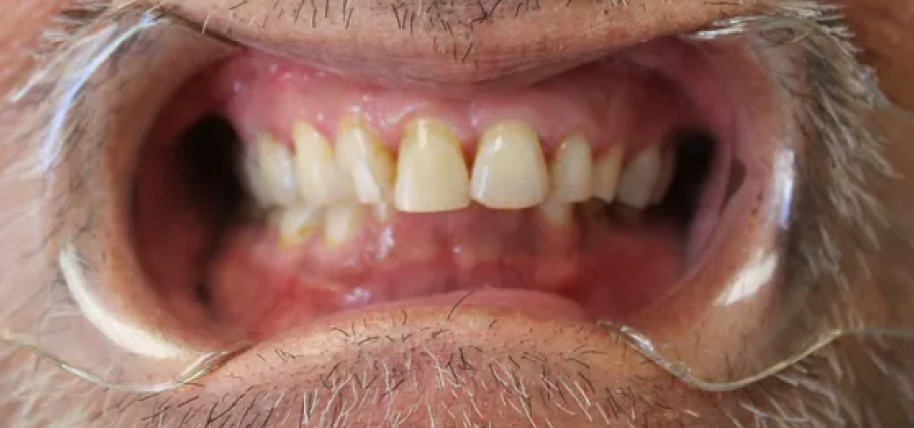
top-left (213, 51), bottom-right (698, 157)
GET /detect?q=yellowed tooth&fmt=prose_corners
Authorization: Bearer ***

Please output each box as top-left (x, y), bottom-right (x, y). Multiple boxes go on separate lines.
top-left (292, 121), bottom-right (354, 206)
top-left (323, 204), bottom-right (365, 247)
top-left (395, 118), bottom-right (470, 212)
top-left (617, 143), bottom-right (662, 209)
top-left (336, 115), bottom-right (396, 204)
top-left (649, 149), bottom-right (676, 205)
top-left (256, 134), bottom-right (301, 207)
top-left (550, 134), bottom-right (593, 203)
top-left (470, 120), bottom-right (549, 209)
top-left (270, 206), bottom-right (323, 247)
top-left (592, 144), bottom-right (625, 203)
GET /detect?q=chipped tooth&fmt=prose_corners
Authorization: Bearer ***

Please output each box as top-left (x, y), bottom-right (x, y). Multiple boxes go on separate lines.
top-left (649, 149), bottom-right (676, 205)
top-left (592, 144), bottom-right (625, 203)
top-left (470, 120), bottom-right (549, 209)
top-left (550, 135), bottom-right (593, 203)
top-left (323, 204), bottom-right (365, 247)
top-left (256, 134), bottom-right (302, 207)
top-left (271, 206), bottom-right (323, 247)
top-left (617, 143), bottom-right (662, 209)
top-left (336, 115), bottom-right (396, 204)
top-left (292, 122), bottom-right (354, 206)
top-left (395, 118), bottom-right (470, 213)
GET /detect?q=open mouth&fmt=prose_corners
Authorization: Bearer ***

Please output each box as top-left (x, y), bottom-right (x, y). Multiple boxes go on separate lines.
top-left (130, 35), bottom-right (764, 344)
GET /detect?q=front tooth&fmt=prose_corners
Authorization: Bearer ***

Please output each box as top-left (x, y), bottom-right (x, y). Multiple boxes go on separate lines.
top-left (470, 120), bottom-right (549, 209)
top-left (336, 116), bottom-right (396, 204)
top-left (550, 135), bottom-right (593, 203)
top-left (617, 144), bottom-right (662, 209)
top-left (270, 206), bottom-right (323, 247)
top-left (256, 134), bottom-right (301, 207)
top-left (323, 204), bottom-right (365, 247)
top-left (592, 144), bottom-right (625, 203)
top-left (292, 122), bottom-right (354, 206)
top-left (395, 118), bottom-right (470, 213)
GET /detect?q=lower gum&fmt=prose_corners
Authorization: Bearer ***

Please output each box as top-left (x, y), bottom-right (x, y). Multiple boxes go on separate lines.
top-left (205, 204), bottom-right (687, 340)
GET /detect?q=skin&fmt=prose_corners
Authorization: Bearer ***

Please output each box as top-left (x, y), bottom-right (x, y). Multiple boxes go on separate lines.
top-left (1, 1), bottom-right (914, 428)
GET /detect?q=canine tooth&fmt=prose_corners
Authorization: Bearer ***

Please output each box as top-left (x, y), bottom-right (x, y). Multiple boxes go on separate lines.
top-left (592, 144), bottom-right (625, 203)
top-left (617, 143), bottom-right (662, 209)
top-left (256, 134), bottom-right (301, 207)
top-left (323, 204), bottom-right (365, 247)
top-left (292, 122), bottom-right (354, 206)
top-left (336, 116), bottom-right (396, 204)
top-left (471, 120), bottom-right (549, 209)
top-left (550, 135), bottom-right (593, 203)
top-left (271, 206), bottom-right (323, 247)
top-left (395, 118), bottom-right (470, 212)
top-left (649, 149), bottom-right (676, 205)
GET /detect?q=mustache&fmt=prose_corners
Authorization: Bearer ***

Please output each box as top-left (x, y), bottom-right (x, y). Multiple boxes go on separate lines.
top-left (1, 1), bottom-right (913, 428)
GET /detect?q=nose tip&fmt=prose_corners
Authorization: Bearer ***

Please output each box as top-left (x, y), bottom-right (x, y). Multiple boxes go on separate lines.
top-left (159, 0), bottom-right (775, 87)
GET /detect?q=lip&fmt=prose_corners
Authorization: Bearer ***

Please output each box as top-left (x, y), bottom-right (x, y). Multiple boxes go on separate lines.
top-left (53, 4), bottom-right (797, 420)
top-left (157, 0), bottom-right (776, 90)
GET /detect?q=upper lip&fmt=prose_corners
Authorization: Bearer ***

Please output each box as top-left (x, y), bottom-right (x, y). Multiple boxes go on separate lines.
top-left (163, 0), bottom-right (774, 89)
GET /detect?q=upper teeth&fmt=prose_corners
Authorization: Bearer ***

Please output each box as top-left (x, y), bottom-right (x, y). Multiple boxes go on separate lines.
top-left (395, 118), bottom-right (472, 213)
top-left (292, 121), bottom-right (355, 206)
top-left (244, 116), bottom-right (675, 246)
top-left (616, 143), bottom-right (662, 209)
top-left (336, 115), bottom-right (396, 205)
top-left (550, 134), bottom-right (594, 204)
top-left (471, 120), bottom-right (550, 209)
top-left (253, 134), bottom-right (302, 207)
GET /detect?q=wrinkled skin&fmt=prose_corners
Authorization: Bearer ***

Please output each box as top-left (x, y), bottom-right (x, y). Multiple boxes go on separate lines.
top-left (1, 1), bottom-right (914, 428)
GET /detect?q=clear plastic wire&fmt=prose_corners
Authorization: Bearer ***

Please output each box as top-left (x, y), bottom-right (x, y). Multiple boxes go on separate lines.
top-left (1, 8), bottom-right (247, 392)
top-left (605, 5), bottom-right (914, 391)
top-left (0, 2), bottom-right (912, 394)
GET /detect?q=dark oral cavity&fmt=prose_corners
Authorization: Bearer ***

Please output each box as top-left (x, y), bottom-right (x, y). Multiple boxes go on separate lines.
top-left (133, 37), bottom-right (742, 342)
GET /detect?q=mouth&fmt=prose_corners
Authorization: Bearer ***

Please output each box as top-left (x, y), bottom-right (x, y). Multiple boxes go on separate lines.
top-left (131, 25), bottom-right (773, 349)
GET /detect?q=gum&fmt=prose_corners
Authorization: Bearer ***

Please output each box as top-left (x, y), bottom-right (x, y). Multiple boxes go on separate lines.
top-left (207, 206), bottom-right (684, 341)
top-left (211, 48), bottom-right (700, 159)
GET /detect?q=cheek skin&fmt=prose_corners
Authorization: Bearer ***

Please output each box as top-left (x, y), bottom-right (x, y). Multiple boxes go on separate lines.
top-left (0, 0), bottom-right (76, 97)
top-left (0, 1), bottom-right (79, 422)
top-left (0, 0), bottom-right (912, 426)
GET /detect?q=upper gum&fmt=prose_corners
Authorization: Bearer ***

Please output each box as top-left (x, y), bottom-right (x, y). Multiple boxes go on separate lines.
top-left (217, 49), bottom-right (702, 158)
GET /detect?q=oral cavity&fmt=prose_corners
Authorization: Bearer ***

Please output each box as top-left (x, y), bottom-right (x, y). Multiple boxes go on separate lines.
top-left (141, 42), bottom-right (727, 341)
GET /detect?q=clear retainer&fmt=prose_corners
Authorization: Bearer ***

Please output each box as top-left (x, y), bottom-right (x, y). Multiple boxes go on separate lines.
top-left (607, 7), bottom-right (914, 391)
top-left (1, 9), bottom-right (245, 392)
top-left (1, 6), bottom-right (912, 392)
